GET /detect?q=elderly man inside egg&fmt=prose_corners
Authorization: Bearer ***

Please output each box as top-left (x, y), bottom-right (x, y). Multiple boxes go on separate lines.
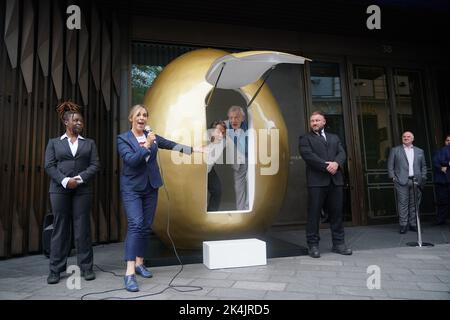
top-left (140, 49), bottom-right (310, 249)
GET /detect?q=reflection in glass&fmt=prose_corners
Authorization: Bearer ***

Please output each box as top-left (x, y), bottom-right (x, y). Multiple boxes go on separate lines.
top-left (394, 69), bottom-right (434, 214)
top-left (354, 66), bottom-right (396, 218)
top-left (131, 65), bottom-right (163, 105)
top-left (394, 70), bottom-right (431, 167)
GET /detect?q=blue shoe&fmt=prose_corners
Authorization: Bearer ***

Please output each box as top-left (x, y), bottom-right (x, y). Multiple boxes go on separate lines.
top-left (135, 264), bottom-right (153, 278)
top-left (124, 274), bottom-right (139, 292)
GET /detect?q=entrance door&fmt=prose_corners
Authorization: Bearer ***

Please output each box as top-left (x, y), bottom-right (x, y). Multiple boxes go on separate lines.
top-left (354, 66), bottom-right (396, 221)
top-left (353, 65), bottom-right (435, 223)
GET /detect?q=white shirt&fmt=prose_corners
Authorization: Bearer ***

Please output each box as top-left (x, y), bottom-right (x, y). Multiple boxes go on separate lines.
top-left (316, 129), bottom-right (326, 141)
top-left (206, 140), bottom-right (225, 173)
top-left (321, 130), bottom-right (327, 141)
top-left (60, 133), bottom-right (84, 188)
top-left (403, 144), bottom-right (414, 177)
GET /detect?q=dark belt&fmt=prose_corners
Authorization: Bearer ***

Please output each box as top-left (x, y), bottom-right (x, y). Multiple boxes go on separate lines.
top-left (408, 176), bottom-right (414, 180)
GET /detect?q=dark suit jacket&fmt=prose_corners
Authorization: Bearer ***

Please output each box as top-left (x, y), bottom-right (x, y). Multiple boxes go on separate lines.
top-left (45, 136), bottom-right (100, 194)
top-left (432, 145), bottom-right (450, 184)
top-left (299, 131), bottom-right (346, 187)
top-left (117, 130), bottom-right (192, 192)
top-left (387, 145), bottom-right (427, 186)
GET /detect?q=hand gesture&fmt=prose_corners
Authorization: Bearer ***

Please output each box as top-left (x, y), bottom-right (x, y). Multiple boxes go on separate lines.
top-left (325, 161), bottom-right (339, 175)
top-left (67, 178), bottom-right (79, 189)
top-left (144, 132), bottom-right (156, 148)
top-left (193, 145), bottom-right (207, 153)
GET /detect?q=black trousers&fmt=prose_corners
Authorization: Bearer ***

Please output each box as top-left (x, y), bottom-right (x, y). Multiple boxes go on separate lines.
top-left (435, 183), bottom-right (450, 223)
top-left (306, 183), bottom-right (345, 246)
top-left (207, 167), bottom-right (222, 211)
top-left (49, 192), bottom-right (93, 273)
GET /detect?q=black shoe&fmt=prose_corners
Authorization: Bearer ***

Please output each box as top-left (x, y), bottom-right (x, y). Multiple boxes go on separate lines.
top-left (409, 225), bottom-right (418, 232)
top-left (332, 244), bottom-right (352, 255)
top-left (399, 226), bottom-right (408, 234)
top-left (308, 246), bottom-right (320, 258)
top-left (321, 216), bottom-right (330, 224)
top-left (82, 269), bottom-right (96, 281)
top-left (47, 272), bottom-right (60, 284)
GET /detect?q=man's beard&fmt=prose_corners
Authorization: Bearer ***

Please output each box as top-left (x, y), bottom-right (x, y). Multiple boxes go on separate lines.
top-left (312, 126), bottom-right (324, 133)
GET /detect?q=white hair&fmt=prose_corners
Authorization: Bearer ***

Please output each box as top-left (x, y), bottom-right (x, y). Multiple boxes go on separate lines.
top-left (402, 131), bottom-right (414, 139)
top-left (227, 105), bottom-right (245, 119)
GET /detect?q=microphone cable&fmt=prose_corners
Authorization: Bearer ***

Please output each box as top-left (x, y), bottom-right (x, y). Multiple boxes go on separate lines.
top-left (80, 145), bottom-right (203, 300)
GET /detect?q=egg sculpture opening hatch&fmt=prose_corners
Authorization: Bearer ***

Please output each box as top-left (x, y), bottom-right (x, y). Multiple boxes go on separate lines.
top-left (143, 49), bottom-right (310, 249)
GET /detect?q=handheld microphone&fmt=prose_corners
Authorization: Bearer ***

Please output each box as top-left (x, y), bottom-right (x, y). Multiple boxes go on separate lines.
top-left (145, 125), bottom-right (157, 144)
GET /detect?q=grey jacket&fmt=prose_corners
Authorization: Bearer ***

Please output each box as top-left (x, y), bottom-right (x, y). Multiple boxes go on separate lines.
top-left (387, 145), bottom-right (427, 186)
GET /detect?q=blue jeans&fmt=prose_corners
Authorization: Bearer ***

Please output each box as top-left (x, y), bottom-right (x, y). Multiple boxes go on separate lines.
top-left (121, 185), bottom-right (158, 261)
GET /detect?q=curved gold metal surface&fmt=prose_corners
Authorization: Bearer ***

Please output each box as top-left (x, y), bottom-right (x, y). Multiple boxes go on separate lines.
top-left (144, 48), bottom-right (289, 249)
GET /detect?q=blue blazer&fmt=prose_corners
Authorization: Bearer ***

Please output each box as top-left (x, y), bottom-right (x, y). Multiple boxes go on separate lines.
top-left (117, 130), bottom-right (192, 192)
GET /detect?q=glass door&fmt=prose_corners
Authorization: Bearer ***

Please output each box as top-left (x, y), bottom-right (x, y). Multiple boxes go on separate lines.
top-left (354, 65), bottom-right (435, 221)
top-left (393, 69), bottom-right (435, 214)
top-left (354, 66), bottom-right (397, 219)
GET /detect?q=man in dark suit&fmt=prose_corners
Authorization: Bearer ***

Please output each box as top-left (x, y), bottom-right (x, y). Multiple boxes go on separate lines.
top-left (45, 104), bottom-right (100, 284)
top-left (388, 131), bottom-right (427, 234)
top-left (432, 135), bottom-right (450, 225)
top-left (299, 111), bottom-right (352, 258)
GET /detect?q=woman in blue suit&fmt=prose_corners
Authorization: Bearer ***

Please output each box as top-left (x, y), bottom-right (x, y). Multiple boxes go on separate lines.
top-left (117, 104), bottom-right (201, 292)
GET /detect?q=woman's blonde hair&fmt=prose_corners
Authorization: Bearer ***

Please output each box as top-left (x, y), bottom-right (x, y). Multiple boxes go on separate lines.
top-left (128, 104), bottom-right (148, 123)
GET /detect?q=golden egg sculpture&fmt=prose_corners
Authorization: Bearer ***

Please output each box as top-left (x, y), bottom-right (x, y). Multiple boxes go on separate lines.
top-left (144, 48), bottom-right (309, 249)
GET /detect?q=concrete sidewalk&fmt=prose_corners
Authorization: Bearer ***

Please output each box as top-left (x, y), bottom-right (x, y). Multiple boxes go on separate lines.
top-left (0, 223), bottom-right (449, 300)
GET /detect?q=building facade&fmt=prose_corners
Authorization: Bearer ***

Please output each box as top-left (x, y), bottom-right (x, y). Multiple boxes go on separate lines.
top-left (1, 0), bottom-right (449, 258)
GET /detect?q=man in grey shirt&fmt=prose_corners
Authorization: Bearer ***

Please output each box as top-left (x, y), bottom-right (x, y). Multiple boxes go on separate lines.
top-left (388, 131), bottom-right (427, 234)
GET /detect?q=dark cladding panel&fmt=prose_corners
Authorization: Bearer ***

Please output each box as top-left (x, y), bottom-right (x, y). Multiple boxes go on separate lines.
top-left (90, 5), bottom-right (101, 91)
top-left (37, 0), bottom-right (50, 77)
top-left (4, 0), bottom-right (20, 69)
top-left (20, 0), bottom-right (35, 93)
top-left (78, 11), bottom-right (90, 106)
top-left (66, 30), bottom-right (77, 85)
top-left (51, 1), bottom-right (64, 99)
top-left (112, 15), bottom-right (121, 95)
top-left (101, 20), bottom-right (112, 110)
top-left (0, 0), bottom-right (125, 258)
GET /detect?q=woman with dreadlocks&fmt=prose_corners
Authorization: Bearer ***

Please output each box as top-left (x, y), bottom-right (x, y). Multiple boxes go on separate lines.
top-left (44, 101), bottom-right (100, 285)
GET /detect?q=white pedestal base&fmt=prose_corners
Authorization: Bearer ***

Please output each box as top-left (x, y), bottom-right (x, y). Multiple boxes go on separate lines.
top-left (203, 238), bottom-right (267, 269)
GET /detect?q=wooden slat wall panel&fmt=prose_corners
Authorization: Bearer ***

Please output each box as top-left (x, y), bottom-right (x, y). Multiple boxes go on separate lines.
top-left (0, 0), bottom-right (127, 258)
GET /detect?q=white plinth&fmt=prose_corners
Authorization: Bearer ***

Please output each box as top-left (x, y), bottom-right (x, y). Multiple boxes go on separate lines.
top-left (203, 238), bottom-right (267, 269)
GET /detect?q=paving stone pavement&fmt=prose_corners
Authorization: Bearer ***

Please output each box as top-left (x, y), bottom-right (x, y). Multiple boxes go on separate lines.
top-left (0, 223), bottom-right (449, 300)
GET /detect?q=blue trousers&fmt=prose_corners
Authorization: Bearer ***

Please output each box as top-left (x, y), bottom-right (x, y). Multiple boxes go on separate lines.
top-left (122, 185), bottom-right (158, 261)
